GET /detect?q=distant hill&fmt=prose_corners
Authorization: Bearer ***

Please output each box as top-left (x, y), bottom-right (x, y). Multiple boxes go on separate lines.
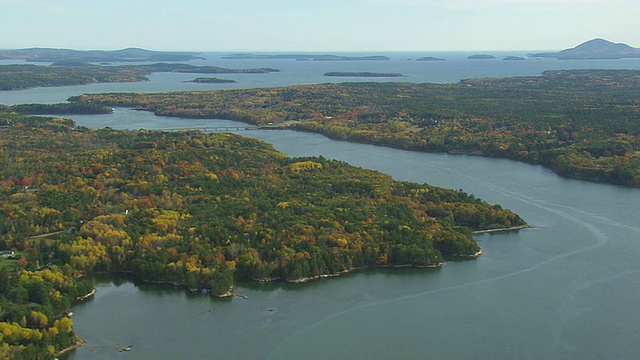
top-left (467, 54), bottom-right (496, 60)
top-left (416, 56), bottom-right (445, 61)
top-left (0, 47), bottom-right (205, 63)
top-left (530, 39), bottom-right (640, 59)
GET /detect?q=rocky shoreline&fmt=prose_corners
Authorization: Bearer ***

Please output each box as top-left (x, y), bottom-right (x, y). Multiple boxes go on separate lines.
top-left (55, 337), bottom-right (86, 358)
top-left (472, 225), bottom-right (532, 234)
top-left (61, 224), bottom-right (517, 356)
top-left (253, 262), bottom-right (444, 285)
top-left (75, 288), bottom-right (96, 301)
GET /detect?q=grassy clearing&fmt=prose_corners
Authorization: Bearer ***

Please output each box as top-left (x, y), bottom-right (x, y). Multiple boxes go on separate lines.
top-left (0, 252), bottom-right (21, 273)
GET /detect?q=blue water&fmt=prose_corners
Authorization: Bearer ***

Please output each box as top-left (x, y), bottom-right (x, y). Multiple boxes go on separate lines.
top-left (2, 51), bottom-right (640, 105)
top-left (3, 52), bottom-right (640, 359)
top-left (64, 110), bottom-right (640, 360)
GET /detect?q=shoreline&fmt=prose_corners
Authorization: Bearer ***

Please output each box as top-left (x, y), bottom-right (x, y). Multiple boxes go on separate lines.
top-left (472, 225), bottom-right (533, 235)
top-left (271, 262), bottom-right (444, 285)
top-left (75, 288), bottom-right (96, 301)
top-left (284, 125), bottom-right (639, 189)
top-left (94, 107), bottom-right (637, 189)
top-left (62, 227), bottom-right (514, 356)
top-left (55, 337), bottom-right (86, 358)
top-left (449, 248), bottom-right (483, 259)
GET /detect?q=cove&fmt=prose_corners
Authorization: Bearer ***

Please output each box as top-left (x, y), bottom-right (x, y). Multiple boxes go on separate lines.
top-left (62, 109), bottom-right (640, 359)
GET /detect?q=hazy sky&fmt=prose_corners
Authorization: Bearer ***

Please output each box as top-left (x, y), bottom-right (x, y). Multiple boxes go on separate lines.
top-left (1, 0), bottom-right (638, 51)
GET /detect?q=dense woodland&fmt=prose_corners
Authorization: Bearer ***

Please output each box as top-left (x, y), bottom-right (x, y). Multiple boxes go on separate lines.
top-left (0, 113), bottom-right (524, 358)
top-left (68, 69), bottom-right (640, 186)
top-left (0, 63), bottom-right (278, 90)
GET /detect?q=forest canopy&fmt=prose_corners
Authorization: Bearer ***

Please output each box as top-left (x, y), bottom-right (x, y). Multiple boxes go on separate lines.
top-left (0, 63), bottom-right (278, 91)
top-left (0, 113), bottom-right (525, 282)
top-left (0, 112), bottom-right (525, 358)
top-left (68, 69), bottom-right (640, 186)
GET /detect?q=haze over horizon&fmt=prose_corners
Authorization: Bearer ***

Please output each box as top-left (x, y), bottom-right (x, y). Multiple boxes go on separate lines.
top-left (1, 0), bottom-right (638, 52)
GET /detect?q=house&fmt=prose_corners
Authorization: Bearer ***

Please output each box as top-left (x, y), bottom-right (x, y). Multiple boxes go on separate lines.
top-left (1, 250), bottom-right (15, 258)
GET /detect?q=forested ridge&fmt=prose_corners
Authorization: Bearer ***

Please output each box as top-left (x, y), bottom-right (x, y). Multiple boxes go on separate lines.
top-left (69, 69), bottom-right (640, 186)
top-left (0, 113), bottom-right (524, 358)
top-left (0, 47), bottom-right (204, 63)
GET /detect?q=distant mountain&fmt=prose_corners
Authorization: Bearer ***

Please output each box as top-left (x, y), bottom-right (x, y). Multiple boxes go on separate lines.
top-left (530, 39), bottom-right (640, 59)
top-left (0, 47), bottom-right (205, 63)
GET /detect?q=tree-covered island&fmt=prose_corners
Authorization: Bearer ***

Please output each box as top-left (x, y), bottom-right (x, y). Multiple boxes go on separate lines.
top-left (184, 77), bottom-right (237, 84)
top-left (467, 54), bottom-right (496, 59)
top-left (0, 113), bottom-right (526, 358)
top-left (416, 57), bottom-right (445, 61)
top-left (0, 63), bottom-right (278, 91)
top-left (65, 69), bottom-right (640, 186)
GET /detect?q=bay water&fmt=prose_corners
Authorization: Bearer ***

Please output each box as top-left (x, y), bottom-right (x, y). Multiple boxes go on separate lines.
top-left (1, 54), bottom-right (639, 359)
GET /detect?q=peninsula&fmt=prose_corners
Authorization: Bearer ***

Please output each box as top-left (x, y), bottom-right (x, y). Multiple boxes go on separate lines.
top-left (66, 69), bottom-right (640, 187)
top-left (0, 112), bottom-right (526, 357)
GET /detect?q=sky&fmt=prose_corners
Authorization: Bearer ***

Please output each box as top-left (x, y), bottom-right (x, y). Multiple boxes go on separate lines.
top-left (1, 0), bottom-right (638, 52)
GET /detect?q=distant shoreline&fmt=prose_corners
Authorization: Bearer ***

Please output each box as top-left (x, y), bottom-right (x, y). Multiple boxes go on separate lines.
top-left (222, 54), bottom-right (390, 61)
top-left (324, 71), bottom-right (403, 78)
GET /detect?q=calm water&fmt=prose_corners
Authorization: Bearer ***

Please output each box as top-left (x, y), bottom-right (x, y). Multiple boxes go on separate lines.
top-left (3, 51), bottom-right (640, 104)
top-left (62, 109), bottom-right (640, 360)
top-left (2, 55), bottom-right (639, 359)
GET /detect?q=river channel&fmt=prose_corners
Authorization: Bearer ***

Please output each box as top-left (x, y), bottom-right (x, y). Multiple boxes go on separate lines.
top-left (55, 108), bottom-right (640, 360)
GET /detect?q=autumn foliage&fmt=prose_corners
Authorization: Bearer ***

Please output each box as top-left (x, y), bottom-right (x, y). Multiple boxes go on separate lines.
top-left (0, 113), bottom-right (526, 358)
top-left (70, 69), bottom-right (640, 186)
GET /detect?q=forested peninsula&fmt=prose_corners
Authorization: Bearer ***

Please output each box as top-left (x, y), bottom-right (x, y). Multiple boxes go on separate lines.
top-left (0, 63), bottom-right (278, 91)
top-left (0, 113), bottom-right (525, 358)
top-left (66, 69), bottom-right (640, 186)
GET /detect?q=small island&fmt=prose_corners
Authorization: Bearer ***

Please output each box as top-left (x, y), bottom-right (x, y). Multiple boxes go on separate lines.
top-left (324, 72), bottom-right (403, 77)
top-left (467, 54), bottom-right (496, 60)
top-left (184, 77), bottom-right (237, 84)
top-left (416, 57), bottom-right (445, 61)
top-left (503, 56), bottom-right (526, 61)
